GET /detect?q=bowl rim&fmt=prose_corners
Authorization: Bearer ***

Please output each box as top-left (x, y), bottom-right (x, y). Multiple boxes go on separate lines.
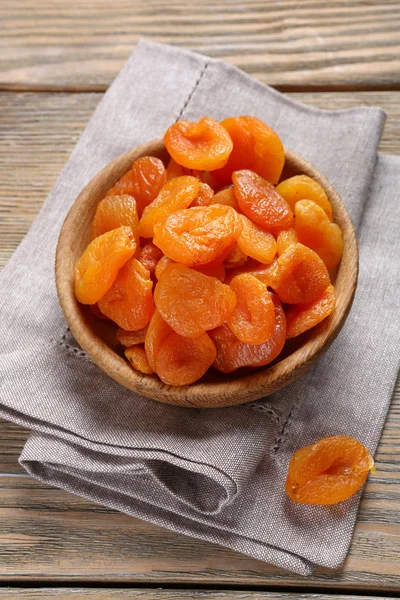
top-left (55, 139), bottom-right (359, 408)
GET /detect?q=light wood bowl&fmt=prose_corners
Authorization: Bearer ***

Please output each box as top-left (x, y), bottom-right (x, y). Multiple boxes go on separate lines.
top-left (55, 139), bottom-right (358, 408)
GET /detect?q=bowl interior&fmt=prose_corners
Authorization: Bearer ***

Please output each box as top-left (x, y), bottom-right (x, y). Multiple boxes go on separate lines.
top-left (56, 140), bottom-right (358, 408)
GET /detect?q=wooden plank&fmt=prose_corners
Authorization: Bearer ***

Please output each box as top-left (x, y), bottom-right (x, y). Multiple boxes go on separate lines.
top-left (1, 90), bottom-right (399, 268)
top-left (0, 591), bottom-right (392, 599)
top-left (1, 0), bottom-right (400, 91)
top-left (0, 91), bottom-right (399, 589)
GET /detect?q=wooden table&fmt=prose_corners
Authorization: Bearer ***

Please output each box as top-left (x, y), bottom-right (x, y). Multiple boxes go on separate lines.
top-left (1, 1), bottom-right (399, 597)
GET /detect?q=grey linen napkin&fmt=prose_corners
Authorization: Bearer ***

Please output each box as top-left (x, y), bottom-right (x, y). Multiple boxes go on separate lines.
top-left (0, 40), bottom-right (399, 575)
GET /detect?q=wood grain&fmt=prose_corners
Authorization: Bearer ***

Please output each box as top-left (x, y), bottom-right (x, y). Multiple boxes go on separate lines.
top-left (0, 91), bottom-right (399, 588)
top-left (0, 591), bottom-right (393, 599)
top-left (1, 0), bottom-right (400, 91)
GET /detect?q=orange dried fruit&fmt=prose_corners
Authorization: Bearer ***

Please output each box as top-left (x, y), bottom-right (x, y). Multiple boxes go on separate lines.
top-left (213, 116), bottom-right (285, 187)
top-left (154, 263), bottom-right (236, 338)
top-left (210, 292), bottom-right (286, 373)
top-left (224, 243), bottom-right (248, 269)
top-left (211, 187), bottom-right (240, 212)
top-left (237, 214), bottom-right (277, 264)
top-left (272, 244), bottom-right (330, 304)
top-left (138, 241), bottom-right (164, 273)
top-left (145, 309), bottom-right (173, 371)
top-left (224, 260), bottom-right (278, 286)
top-left (227, 274), bottom-right (275, 344)
top-left (153, 205), bottom-right (243, 267)
top-left (90, 303), bottom-right (110, 320)
top-left (164, 116), bottom-right (233, 171)
top-left (286, 284), bottom-right (336, 338)
top-left (193, 263), bottom-right (226, 282)
top-left (233, 170), bottom-right (293, 230)
top-left (155, 255), bottom-right (175, 280)
top-left (295, 200), bottom-right (343, 270)
top-left (125, 345), bottom-right (154, 375)
top-left (155, 331), bottom-right (216, 386)
top-left (190, 182), bottom-right (214, 207)
top-left (276, 175), bottom-right (333, 221)
top-left (276, 228), bottom-right (299, 255)
top-left (116, 326), bottom-right (148, 346)
top-left (285, 435), bottom-right (374, 505)
top-left (91, 194), bottom-right (139, 245)
top-left (107, 157), bottom-right (167, 217)
top-left (74, 226), bottom-right (136, 305)
top-left (139, 176), bottom-right (200, 238)
top-left (98, 257), bottom-right (154, 330)
top-left (166, 157), bottom-right (186, 180)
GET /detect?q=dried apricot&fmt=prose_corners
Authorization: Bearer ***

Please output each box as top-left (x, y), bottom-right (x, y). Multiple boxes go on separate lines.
top-left (139, 176), bottom-right (200, 238)
top-left (138, 241), bottom-right (163, 273)
top-left (98, 258), bottom-right (154, 330)
top-left (233, 170), bottom-right (293, 230)
top-left (153, 205), bottom-right (243, 267)
top-left (193, 263), bottom-right (226, 282)
top-left (145, 309), bottom-right (173, 371)
top-left (74, 226), bottom-right (136, 305)
top-left (210, 292), bottom-right (286, 373)
top-left (276, 228), bottom-right (299, 255)
top-left (227, 274), bottom-right (275, 344)
top-left (224, 243), bottom-right (247, 269)
top-left (286, 284), bottom-right (336, 338)
top-left (276, 175), bottom-right (333, 221)
top-left (224, 260), bottom-right (278, 287)
top-left (213, 116), bottom-right (285, 187)
top-left (125, 345), bottom-right (154, 375)
top-left (91, 195), bottom-right (139, 245)
top-left (155, 332), bottom-right (216, 386)
top-left (116, 326), bottom-right (148, 346)
top-left (237, 214), bottom-right (277, 264)
top-left (155, 255), bottom-right (175, 280)
top-left (166, 157), bottom-right (186, 180)
top-left (90, 304), bottom-right (110, 320)
top-left (295, 200), bottom-right (343, 270)
top-left (285, 435), bottom-right (374, 505)
top-left (272, 244), bottom-right (330, 304)
top-left (164, 116), bottom-right (233, 171)
top-left (190, 182), bottom-right (214, 207)
top-left (107, 157), bottom-right (167, 217)
top-left (154, 263), bottom-right (236, 338)
top-left (211, 187), bottom-right (240, 212)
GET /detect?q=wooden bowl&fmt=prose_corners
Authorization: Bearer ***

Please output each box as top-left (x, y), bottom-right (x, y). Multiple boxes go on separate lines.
top-left (55, 139), bottom-right (358, 408)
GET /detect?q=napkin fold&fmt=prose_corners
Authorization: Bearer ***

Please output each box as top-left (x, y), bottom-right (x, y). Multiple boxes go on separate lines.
top-left (0, 40), bottom-right (399, 575)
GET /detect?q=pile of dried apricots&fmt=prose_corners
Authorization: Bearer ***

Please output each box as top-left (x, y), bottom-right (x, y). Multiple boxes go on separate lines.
top-left (74, 115), bottom-right (343, 387)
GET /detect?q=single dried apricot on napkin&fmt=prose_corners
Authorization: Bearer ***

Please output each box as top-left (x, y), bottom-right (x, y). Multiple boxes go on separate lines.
top-left (190, 182), bottom-right (214, 207)
top-left (139, 176), bottom-right (199, 238)
top-left (107, 157), bottom-right (167, 217)
top-left (145, 309), bottom-right (173, 371)
top-left (91, 194), bottom-right (139, 243)
top-left (138, 241), bottom-right (164, 274)
top-left (74, 226), bottom-right (136, 305)
top-left (154, 263), bottom-right (236, 338)
top-left (276, 174), bottom-right (333, 220)
top-left (227, 274), bottom-right (275, 344)
top-left (233, 170), bottom-right (293, 230)
top-left (210, 292), bottom-right (286, 373)
top-left (153, 205), bottom-right (243, 267)
top-left (295, 200), bottom-right (343, 270)
top-left (276, 228), bottom-right (299, 255)
top-left (116, 326), bottom-right (148, 347)
top-left (125, 345), bottom-right (154, 375)
top-left (211, 186), bottom-right (240, 211)
top-left (285, 435), bottom-right (374, 505)
top-left (164, 116), bottom-right (233, 171)
top-left (213, 116), bottom-right (285, 187)
top-left (155, 332), bottom-right (216, 386)
top-left (286, 283), bottom-right (336, 338)
top-left (224, 244), bottom-right (248, 269)
top-left (237, 214), bottom-right (277, 264)
top-left (98, 258), bottom-right (154, 331)
top-left (272, 243), bottom-right (330, 304)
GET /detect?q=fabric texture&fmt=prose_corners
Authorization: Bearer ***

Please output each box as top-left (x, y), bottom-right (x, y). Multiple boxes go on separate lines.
top-left (0, 40), bottom-right (399, 575)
